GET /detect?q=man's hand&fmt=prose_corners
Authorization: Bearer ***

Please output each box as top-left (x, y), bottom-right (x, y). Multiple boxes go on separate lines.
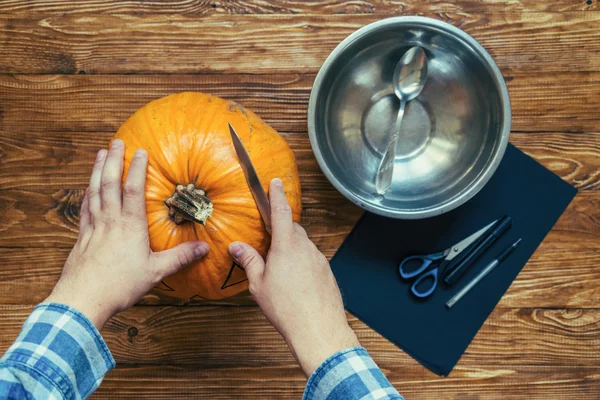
top-left (46, 140), bottom-right (210, 329)
top-left (228, 178), bottom-right (360, 376)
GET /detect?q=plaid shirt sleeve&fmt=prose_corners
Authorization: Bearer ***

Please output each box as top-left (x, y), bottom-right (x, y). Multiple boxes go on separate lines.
top-left (0, 302), bottom-right (115, 400)
top-left (303, 346), bottom-right (403, 400)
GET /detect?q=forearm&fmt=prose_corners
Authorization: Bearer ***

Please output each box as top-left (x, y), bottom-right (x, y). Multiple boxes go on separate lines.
top-left (0, 302), bottom-right (115, 399)
top-left (303, 347), bottom-right (403, 400)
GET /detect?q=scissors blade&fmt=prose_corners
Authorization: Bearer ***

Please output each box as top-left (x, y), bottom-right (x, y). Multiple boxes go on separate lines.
top-left (444, 219), bottom-right (499, 261)
top-left (228, 123), bottom-right (272, 234)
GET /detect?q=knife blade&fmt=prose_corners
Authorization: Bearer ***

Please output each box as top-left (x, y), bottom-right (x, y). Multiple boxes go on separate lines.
top-left (228, 123), bottom-right (272, 235)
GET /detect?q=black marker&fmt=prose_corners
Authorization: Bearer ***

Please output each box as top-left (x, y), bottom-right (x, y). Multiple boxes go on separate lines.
top-left (443, 216), bottom-right (512, 286)
top-left (446, 238), bottom-right (522, 309)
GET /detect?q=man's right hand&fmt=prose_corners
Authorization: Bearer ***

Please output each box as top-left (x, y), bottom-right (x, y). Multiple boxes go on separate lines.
top-left (228, 178), bottom-right (360, 376)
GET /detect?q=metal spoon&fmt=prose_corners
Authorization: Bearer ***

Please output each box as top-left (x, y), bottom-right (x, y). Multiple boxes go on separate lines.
top-left (375, 47), bottom-right (428, 195)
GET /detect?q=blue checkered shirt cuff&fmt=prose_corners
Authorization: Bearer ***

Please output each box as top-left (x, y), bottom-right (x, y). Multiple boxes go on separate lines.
top-left (303, 346), bottom-right (403, 400)
top-left (0, 302), bottom-right (115, 399)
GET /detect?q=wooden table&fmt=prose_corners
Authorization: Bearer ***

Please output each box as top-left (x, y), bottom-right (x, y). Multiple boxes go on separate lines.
top-left (1, 1), bottom-right (599, 398)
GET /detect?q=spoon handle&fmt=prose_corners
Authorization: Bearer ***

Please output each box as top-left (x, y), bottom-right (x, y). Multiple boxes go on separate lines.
top-left (375, 99), bottom-right (407, 195)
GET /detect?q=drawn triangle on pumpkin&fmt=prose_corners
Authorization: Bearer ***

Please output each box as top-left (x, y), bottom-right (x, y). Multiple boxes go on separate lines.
top-left (155, 280), bottom-right (175, 292)
top-left (190, 294), bottom-right (206, 300)
top-left (221, 262), bottom-right (248, 290)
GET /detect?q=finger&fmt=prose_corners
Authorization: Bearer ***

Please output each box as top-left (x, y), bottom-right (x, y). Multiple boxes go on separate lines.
top-left (100, 139), bottom-right (125, 212)
top-left (153, 241), bottom-right (210, 278)
top-left (88, 149), bottom-right (107, 216)
top-left (79, 188), bottom-right (91, 231)
top-left (269, 178), bottom-right (294, 243)
top-left (122, 149), bottom-right (148, 220)
top-left (229, 242), bottom-right (265, 285)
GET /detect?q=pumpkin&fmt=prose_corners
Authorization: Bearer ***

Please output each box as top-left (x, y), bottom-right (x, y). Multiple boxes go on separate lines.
top-left (111, 92), bottom-right (302, 299)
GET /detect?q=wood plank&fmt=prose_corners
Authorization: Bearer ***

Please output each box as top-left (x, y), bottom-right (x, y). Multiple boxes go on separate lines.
top-left (0, 75), bottom-right (312, 134)
top-left (1, 305), bottom-right (599, 367)
top-left (2, 245), bottom-right (598, 309)
top-left (500, 248), bottom-right (600, 308)
top-left (1, 3), bottom-right (596, 399)
top-left (1, 131), bottom-right (598, 191)
top-left (1, 74), bottom-right (599, 133)
top-left (0, 247), bottom-right (257, 307)
top-left (510, 133), bottom-right (600, 191)
top-left (0, 132), bottom-right (597, 250)
top-left (2, 13), bottom-right (600, 74)
top-left (0, 184), bottom-right (362, 249)
top-left (92, 364), bottom-right (600, 399)
top-left (95, 365), bottom-right (307, 400)
top-left (0, 131), bottom-right (597, 306)
top-left (0, 247), bottom-right (63, 305)
top-left (0, 130), bottom-right (364, 251)
top-left (1, 0), bottom-right (597, 16)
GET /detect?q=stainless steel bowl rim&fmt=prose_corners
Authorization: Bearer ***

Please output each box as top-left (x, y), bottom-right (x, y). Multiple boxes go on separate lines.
top-left (308, 16), bottom-right (511, 219)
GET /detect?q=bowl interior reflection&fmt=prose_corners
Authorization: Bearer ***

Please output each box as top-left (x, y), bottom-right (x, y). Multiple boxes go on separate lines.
top-left (310, 20), bottom-right (508, 217)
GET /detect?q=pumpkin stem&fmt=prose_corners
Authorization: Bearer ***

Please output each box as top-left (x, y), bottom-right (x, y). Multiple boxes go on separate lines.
top-left (165, 183), bottom-right (213, 225)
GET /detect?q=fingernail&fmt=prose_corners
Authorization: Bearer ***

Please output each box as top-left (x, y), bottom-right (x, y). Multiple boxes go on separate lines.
top-left (111, 139), bottom-right (123, 149)
top-left (194, 244), bottom-right (209, 258)
top-left (134, 148), bottom-right (147, 158)
top-left (229, 243), bottom-right (243, 259)
top-left (272, 178), bottom-right (283, 188)
top-left (96, 149), bottom-right (107, 161)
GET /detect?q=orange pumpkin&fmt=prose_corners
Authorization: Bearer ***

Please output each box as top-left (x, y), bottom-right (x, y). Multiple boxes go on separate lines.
top-left (111, 92), bottom-right (302, 299)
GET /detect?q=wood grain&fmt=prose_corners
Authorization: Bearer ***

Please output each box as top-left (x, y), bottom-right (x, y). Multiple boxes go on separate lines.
top-left (0, 132), bottom-right (597, 249)
top-left (0, 131), bottom-right (597, 307)
top-left (1, 245), bottom-right (598, 309)
top-left (1, 305), bottom-right (598, 367)
top-left (1, 74), bottom-right (599, 134)
top-left (1, 0), bottom-right (598, 16)
top-left (500, 248), bottom-right (600, 308)
top-left (0, 247), bottom-right (63, 305)
top-left (96, 364), bottom-right (600, 399)
top-left (1, 1), bottom-right (598, 398)
top-left (0, 183), bottom-right (363, 252)
top-left (91, 364), bottom-right (600, 399)
top-left (0, 247), bottom-right (257, 307)
top-left (1, 131), bottom-right (598, 191)
top-left (2, 12), bottom-right (600, 74)
top-left (509, 133), bottom-right (600, 191)
top-left (0, 75), bottom-right (312, 134)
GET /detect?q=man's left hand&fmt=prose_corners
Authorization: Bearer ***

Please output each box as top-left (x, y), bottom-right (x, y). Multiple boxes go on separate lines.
top-left (46, 140), bottom-right (210, 329)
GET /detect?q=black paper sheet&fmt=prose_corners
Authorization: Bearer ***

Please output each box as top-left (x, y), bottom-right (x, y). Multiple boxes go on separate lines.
top-left (330, 144), bottom-right (577, 376)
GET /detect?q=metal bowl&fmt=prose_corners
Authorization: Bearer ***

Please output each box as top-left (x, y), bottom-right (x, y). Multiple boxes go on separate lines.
top-left (308, 17), bottom-right (511, 219)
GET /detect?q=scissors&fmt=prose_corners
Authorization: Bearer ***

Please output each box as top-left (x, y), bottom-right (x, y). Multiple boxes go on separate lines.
top-left (399, 219), bottom-right (498, 298)
top-left (228, 123), bottom-right (272, 234)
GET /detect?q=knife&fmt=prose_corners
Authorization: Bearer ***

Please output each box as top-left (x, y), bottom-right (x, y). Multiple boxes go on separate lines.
top-left (228, 123), bottom-right (272, 235)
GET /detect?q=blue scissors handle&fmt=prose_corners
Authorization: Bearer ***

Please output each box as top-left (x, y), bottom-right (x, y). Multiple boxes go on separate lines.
top-left (399, 251), bottom-right (447, 298)
top-left (411, 268), bottom-right (439, 298)
top-left (398, 251), bottom-right (446, 279)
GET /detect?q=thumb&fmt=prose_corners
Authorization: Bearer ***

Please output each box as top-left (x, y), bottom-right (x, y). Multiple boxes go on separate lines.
top-left (153, 241), bottom-right (210, 277)
top-left (229, 242), bottom-right (265, 283)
